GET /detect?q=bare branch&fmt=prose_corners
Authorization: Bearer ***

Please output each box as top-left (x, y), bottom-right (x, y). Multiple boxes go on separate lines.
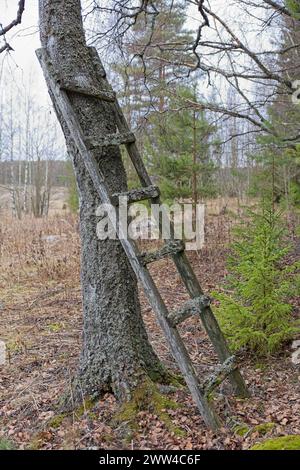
top-left (0, 0), bottom-right (26, 54)
top-left (262, 0), bottom-right (292, 17)
top-left (0, 0), bottom-right (25, 36)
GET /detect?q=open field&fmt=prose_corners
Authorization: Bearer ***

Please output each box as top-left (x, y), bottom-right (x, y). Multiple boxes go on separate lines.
top-left (0, 207), bottom-right (299, 450)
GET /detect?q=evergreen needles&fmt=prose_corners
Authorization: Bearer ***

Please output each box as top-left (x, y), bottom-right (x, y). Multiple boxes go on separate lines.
top-left (214, 203), bottom-right (300, 356)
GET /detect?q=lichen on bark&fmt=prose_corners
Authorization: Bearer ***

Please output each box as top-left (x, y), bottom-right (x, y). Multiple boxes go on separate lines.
top-left (38, 0), bottom-right (168, 405)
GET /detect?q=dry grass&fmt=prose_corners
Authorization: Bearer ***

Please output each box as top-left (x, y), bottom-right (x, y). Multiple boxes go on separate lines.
top-left (0, 199), bottom-right (299, 450)
top-left (0, 186), bottom-right (69, 217)
top-left (0, 213), bottom-right (79, 284)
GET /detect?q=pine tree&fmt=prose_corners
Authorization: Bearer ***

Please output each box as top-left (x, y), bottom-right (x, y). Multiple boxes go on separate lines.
top-left (111, 1), bottom-right (197, 196)
top-left (214, 202), bottom-right (300, 356)
top-left (249, 137), bottom-right (299, 209)
top-left (114, 0), bottom-right (193, 121)
top-left (250, 10), bottom-right (300, 207)
top-left (286, 0), bottom-right (300, 19)
top-left (146, 86), bottom-right (218, 203)
top-left (249, 9), bottom-right (300, 207)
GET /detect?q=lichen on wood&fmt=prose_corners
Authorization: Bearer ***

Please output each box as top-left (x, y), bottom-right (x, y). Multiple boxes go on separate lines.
top-left (111, 185), bottom-right (160, 205)
top-left (139, 240), bottom-right (185, 265)
top-left (86, 131), bottom-right (136, 149)
top-left (202, 355), bottom-right (237, 396)
top-left (168, 295), bottom-right (211, 326)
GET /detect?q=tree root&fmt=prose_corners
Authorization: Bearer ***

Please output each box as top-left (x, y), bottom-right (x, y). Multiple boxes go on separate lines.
top-left (112, 377), bottom-right (186, 439)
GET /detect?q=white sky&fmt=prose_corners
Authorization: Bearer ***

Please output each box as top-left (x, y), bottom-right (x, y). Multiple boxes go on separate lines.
top-left (0, 0), bottom-right (275, 157)
top-left (0, 1), bottom-right (45, 101)
top-left (0, 0), bottom-right (272, 97)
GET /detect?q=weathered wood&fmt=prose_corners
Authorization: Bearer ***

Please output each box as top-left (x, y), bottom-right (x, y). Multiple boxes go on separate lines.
top-left (87, 51), bottom-right (154, 189)
top-left (168, 295), bottom-right (211, 326)
top-left (37, 48), bottom-right (221, 431)
top-left (59, 79), bottom-right (116, 102)
top-left (202, 356), bottom-right (237, 396)
top-left (43, 51), bottom-right (112, 101)
top-left (111, 185), bottom-right (160, 205)
top-left (86, 131), bottom-right (136, 149)
top-left (139, 240), bottom-right (185, 266)
top-left (171, 251), bottom-right (249, 398)
top-left (115, 105), bottom-right (154, 188)
top-left (86, 47), bottom-right (249, 400)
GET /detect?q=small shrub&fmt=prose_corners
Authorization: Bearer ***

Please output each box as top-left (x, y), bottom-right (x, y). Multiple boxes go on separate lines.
top-left (214, 202), bottom-right (300, 356)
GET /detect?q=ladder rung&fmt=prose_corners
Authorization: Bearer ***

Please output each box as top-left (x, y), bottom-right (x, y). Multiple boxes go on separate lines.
top-left (86, 132), bottom-right (135, 149)
top-left (139, 240), bottom-right (184, 266)
top-left (36, 46), bottom-right (249, 430)
top-left (202, 356), bottom-right (237, 396)
top-left (59, 79), bottom-right (116, 102)
top-left (111, 185), bottom-right (160, 205)
top-left (168, 295), bottom-right (211, 326)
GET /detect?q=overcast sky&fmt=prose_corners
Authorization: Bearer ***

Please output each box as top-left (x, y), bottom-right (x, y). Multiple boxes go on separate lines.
top-left (0, 0), bottom-right (270, 97)
top-left (0, 0), bottom-right (273, 146)
top-left (0, 1), bottom-right (43, 98)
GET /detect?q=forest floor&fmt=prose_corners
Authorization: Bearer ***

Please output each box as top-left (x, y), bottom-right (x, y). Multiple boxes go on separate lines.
top-left (0, 208), bottom-right (300, 450)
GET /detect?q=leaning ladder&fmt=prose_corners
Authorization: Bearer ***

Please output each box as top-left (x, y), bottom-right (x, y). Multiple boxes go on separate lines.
top-left (37, 47), bottom-right (249, 430)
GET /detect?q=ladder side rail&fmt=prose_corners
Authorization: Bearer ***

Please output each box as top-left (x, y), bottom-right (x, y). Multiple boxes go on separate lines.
top-left (37, 48), bottom-right (221, 430)
top-left (113, 100), bottom-right (154, 189)
top-left (112, 93), bottom-right (248, 396)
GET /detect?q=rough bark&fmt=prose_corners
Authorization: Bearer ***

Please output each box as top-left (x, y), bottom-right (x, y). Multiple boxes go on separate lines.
top-left (38, 0), bottom-right (167, 403)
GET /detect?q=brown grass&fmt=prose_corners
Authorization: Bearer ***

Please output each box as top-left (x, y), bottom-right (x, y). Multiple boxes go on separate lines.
top-left (0, 199), bottom-right (299, 450)
top-left (0, 213), bottom-right (79, 285)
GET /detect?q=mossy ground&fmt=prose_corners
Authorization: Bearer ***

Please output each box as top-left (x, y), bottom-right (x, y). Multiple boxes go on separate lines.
top-left (30, 373), bottom-right (184, 449)
top-left (233, 423), bottom-right (250, 437)
top-left (0, 438), bottom-right (15, 450)
top-left (232, 420), bottom-right (275, 438)
top-left (73, 397), bottom-right (96, 418)
top-left (113, 378), bottom-right (186, 437)
top-left (251, 435), bottom-right (300, 450)
top-left (253, 422), bottom-right (275, 436)
top-left (48, 413), bottom-right (67, 429)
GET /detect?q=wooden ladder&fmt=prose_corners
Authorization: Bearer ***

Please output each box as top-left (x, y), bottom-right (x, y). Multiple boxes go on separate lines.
top-left (37, 47), bottom-right (249, 430)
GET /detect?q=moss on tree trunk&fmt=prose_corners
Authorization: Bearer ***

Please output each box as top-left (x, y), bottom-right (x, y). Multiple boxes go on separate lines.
top-left (38, 0), bottom-right (168, 405)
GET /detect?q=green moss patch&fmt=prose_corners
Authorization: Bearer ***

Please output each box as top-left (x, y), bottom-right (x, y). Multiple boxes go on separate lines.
top-left (74, 397), bottom-right (96, 418)
top-left (48, 413), bottom-right (67, 429)
top-left (251, 435), bottom-right (300, 450)
top-left (233, 423), bottom-right (250, 437)
top-left (0, 438), bottom-right (15, 450)
top-left (253, 422), bottom-right (275, 436)
top-left (113, 378), bottom-right (185, 437)
top-left (148, 369), bottom-right (185, 389)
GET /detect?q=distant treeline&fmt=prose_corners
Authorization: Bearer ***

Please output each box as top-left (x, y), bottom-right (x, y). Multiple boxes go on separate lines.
top-left (0, 160), bottom-right (71, 187)
top-left (0, 160), bottom-right (257, 198)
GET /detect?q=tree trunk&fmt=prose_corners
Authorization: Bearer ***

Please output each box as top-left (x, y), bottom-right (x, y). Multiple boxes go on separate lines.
top-left (38, 0), bottom-right (167, 404)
